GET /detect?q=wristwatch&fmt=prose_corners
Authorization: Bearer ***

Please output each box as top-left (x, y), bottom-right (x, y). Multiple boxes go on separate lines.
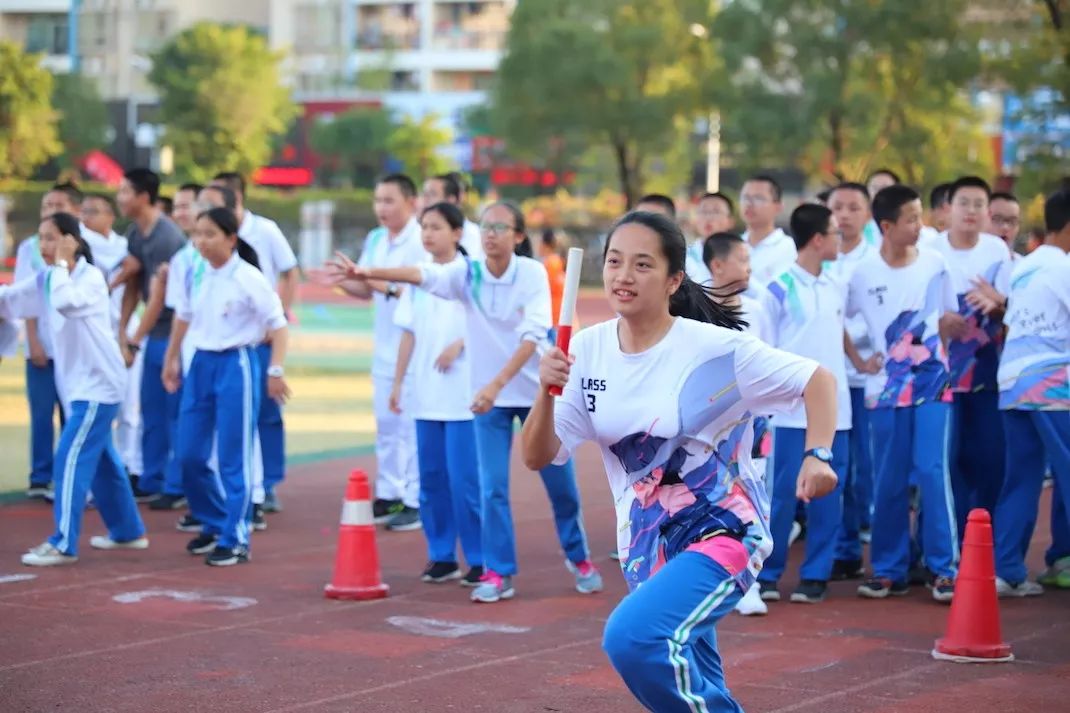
top-left (267, 365), bottom-right (285, 378)
top-left (385, 284), bottom-right (400, 300)
top-left (803, 447), bottom-right (833, 464)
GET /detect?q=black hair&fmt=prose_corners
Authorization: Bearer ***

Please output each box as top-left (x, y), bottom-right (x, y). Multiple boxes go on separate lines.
top-left (156, 195), bottom-right (173, 215)
top-left (868, 168), bottom-right (901, 185)
top-left (790, 204), bottom-right (833, 250)
top-left (212, 171), bottom-right (246, 199)
top-left (605, 211), bottom-right (744, 330)
top-left (829, 182), bottom-right (869, 201)
top-left (197, 207), bottom-right (261, 270)
top-left (872, 185), bottom-right (921, 229)
top-left (123, 168), bottom-right (160, 203)
top-left (541, 227), bottom-right (557, 248)
top-left (377, 173), bottom-right (418, 199)
top-left (201, 185), bottom-right (237, 211)
top-left (744, 174), bottom-right (783, 202)
top-left (702, 231), bottom-right (744, 266)
top-left (1044, 189), bottom-right (1070, 234)
top-left (815, 189), bottom-right (832, 205)
top-left (446, 171), bottom-right (469, 194)
top-left (84, 192), bottom-right (117, 215)
top-left (483, 201), bottom-right (532, 258)
top-left (49, 182), bottom-right (84, 206)
top-left (948, 175), bottom-right (992, 203)
top-left (420, 202), bottom-right (467, 256)
top-left (432, 174), bottom-right (462, 202)
top-left (929, 182), bottom-right (952, 209)
top-left (700, 191), bottom-right (735, 215)
top-left (178, 182), bottom-right (205, 196)
top-left (990, 191), bottom-right (1018, 205)
top-left (636, 194), bottom-right (677, 218)
top-left (46, 212), bottom-right (94, 265)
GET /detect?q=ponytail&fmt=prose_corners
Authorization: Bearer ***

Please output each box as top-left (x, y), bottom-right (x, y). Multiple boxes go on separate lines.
top-left (47, 212), bottom-right (95, 265)
top-left (514, 234), bottom-right (533, 258)
top-left (197, 207), bottom-right (261, 271)
top-left (670, 276), bottom-right (746, 331)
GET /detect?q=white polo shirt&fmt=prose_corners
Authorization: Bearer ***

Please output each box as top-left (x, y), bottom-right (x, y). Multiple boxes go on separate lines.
top-left (686, 240), bottom-right (713, 286)
top-left (419, 254), bottom-right (552, 408)
top-left (81, 227), bottom-right (129, 333)
top-left (826, 237), bottom-right (882, 389)
top-left (998, 245), bottom-right (1070, 411)
top-left (762, 263), bottom-right (852, 430)
top-left (238, 211), bottom-right (298, 289)
top-left (358, 218), bottom-right (428, 380)
top-left (394, 255), bottom-right (472, 421)
top-left (13, 236), bottom-right (52, 357)
top-left (743, 228), bottom-right (797, 297)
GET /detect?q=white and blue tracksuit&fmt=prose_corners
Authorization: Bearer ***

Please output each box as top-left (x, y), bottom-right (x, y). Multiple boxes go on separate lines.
top-left (14, 236), bottom-right (64, 487)
top-left (992, 245), bottom-right (1070, 584)
top-left (173, 252), bottom-right (287, 552)
top-left (0, 258), bottom-right (144, 555)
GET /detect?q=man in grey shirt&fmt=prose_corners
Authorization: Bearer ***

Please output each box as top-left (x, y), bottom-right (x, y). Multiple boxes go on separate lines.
top-left (116, 168), bottom-right (187, 508)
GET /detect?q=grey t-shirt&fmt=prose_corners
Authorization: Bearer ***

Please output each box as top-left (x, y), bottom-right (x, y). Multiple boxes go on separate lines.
top-left (126, 214), bottom-right (186, 339)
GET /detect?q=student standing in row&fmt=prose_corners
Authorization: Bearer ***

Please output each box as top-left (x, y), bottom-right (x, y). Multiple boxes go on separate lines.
top-left (391, 202), bottom-right (483, 585)
top-left (420, 173), bottom-right (483, 259)
top-left (2, 212), bottom-right (146, 566)
top-left (991, 189), bottom-right (1070, 596)
top-left (847, 185), bottom-right (960, 603)
top-left (520, 210), bottom-right (838, 712)
top-left (117, 168), bottom-right (187, 504)
top-left (687, 192), bottom-right (736, 287)
top-left (757, 204), bottom-right (852, 605)
top-left (163, 208), bottom-right (291, 566)
top-left (329, 202), bottom-right (602, 603)
top-left (739, 175), bottom-right (797, 296)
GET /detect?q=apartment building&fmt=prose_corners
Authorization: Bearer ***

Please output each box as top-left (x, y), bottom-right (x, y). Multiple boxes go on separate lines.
top-left (0, 0), bottom-right (72, 73)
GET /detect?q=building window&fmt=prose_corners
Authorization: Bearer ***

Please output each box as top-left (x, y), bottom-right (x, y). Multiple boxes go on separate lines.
top-left (356, 3), bottom-right (421, 50)
top-left (431, 1), bottom-right (508, 51)
top-left (26, 13), bottom-right (69, 55)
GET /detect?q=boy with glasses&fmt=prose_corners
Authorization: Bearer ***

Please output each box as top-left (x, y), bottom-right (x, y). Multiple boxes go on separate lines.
top-left (740, 175), bottom-right (796, 296)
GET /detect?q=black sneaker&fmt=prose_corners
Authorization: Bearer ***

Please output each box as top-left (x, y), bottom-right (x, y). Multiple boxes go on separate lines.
top-left (176, 514), bottom-right (203, 532)
top-left (252, 504), bottom-right (267, 532)
top-left (149, 494), bottom-right (187, 511)
top-left (831, 558), bottom-right (865, 581)
top-left (461, 566), bottom-right (484, 587)
top-left (26, 484), bottom-right (53, 501)
top-left (372, 498), bottom-right (403, 524)
top-left (790, 579), bottom-right (828, 603)
top-left (385, 506), bottom-right (422, 532)
top-left (758, 579), bottom-right (781, 602)
top-left (129, 475), bottom-right (156, 503)
top-left (857, 577), bottom-right (910, 599)
top-left (205, 545), bottom-right (250, 567)
top-left (186, 533), bottom-right (218, 555)
top-left (263, 490), bottom-right (282, 513)
top-left (421, 561), bottom-right (461, 583)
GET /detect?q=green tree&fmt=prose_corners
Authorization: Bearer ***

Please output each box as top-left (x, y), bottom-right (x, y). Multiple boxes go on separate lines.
top-left (310, 106), bottom-right (395, 187)
top-left (492, 0), bottom-right (718, 206)
top-left (713, 0), bottom-right (989, 185)
top-left (386, 114), bottom-right (454, 183)
top-left (148, 22), bottom-right (298, 181)
top-left (51, 72), bottom-right (109, 168)
top-left (0, 41), bottom-right (61, 179)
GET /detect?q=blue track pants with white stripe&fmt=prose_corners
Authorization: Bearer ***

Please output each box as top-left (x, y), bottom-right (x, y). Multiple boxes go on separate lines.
top-left (603, 552), bottom-right (745, 712)
top-left (177, 348), bottom-right (260, 551)
top-left (49, 401), bottom-right (145, 556)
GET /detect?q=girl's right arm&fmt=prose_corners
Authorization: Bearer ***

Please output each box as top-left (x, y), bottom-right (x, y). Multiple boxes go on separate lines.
top-left (0, 277), bottom-right (43, 322)
top-left (328, 252), bottom-right (467, 302)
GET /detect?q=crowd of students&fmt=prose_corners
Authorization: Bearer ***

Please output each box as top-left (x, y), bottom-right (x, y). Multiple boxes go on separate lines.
top-left (3, 163), bottom-right (1067, 712)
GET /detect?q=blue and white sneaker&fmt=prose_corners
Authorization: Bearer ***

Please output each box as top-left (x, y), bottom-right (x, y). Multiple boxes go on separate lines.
top-left (566, 559), bottom-right (604, 594)
top-left (471, 570), bottom-right (515, 603)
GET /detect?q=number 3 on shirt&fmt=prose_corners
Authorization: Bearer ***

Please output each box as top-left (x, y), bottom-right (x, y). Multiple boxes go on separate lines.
top-left (586, 393), bottom-right (597, 412)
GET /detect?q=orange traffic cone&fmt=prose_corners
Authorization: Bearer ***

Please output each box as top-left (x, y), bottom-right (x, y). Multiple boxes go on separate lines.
top-left (324, 470), bottom-right (389, 601)
top-left (932, 509), bottom-right (1013, 663)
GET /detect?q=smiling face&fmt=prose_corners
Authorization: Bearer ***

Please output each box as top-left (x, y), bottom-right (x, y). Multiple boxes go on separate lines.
top-left (193, 214), bottom-right (237, 268)
top-left (603, 222), bottom-right (682, 320)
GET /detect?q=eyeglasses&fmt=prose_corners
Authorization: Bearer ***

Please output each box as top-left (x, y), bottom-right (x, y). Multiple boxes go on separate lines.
top-left (740, 195), bottom-right (771, 206)
top-left (990, 216), bottom-right (1020, 228)
top-left (480, 222), bottom-right (516, 235)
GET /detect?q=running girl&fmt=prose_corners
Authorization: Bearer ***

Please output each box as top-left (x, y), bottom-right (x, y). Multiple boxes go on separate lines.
top-left (520, 211), bottom-right (838, 711)
top-left (1, 212), bottom-right (146, 566)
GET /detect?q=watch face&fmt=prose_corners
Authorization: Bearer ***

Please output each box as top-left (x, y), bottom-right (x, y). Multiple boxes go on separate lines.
top-left (813, 448), bottom-right (833, 461)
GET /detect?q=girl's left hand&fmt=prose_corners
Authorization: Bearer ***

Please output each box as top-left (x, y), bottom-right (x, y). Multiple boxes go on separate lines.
top-left (796, 458), bottom-right (837, 503)
top-left (471, 381), bottom-right (502, 415)
top-left (268, 375), bottom-right (291, 404)
top-left (56, 234), bottom-right (79, 265)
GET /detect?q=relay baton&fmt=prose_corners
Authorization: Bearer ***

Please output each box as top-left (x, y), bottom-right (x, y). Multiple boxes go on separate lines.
top-left (549, 247), bottom-right (584, 397)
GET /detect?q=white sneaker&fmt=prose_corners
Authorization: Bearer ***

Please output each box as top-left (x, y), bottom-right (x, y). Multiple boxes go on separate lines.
top-left (90, 536), bottom-right (149, 551)
top-left (21, 542), bottom-right (78, 567)
top-left (995, 576), bottom-right (1043, 598)
top-left (735, 582), bottom-right (768, 616)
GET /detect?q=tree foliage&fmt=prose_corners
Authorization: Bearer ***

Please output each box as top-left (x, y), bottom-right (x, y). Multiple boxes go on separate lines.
top-left (386, 114), bottom-right (454, 183)
top-left (149, 22), bottom-right (298, 181)
top-left (0, 41), bottom-right (61, 179)
top-left (309, 106), bottom-right (395, 187)
top-left (51, 72), bottom-right (109, 168)
top-left (492, 0), bottom-right (718, 205)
